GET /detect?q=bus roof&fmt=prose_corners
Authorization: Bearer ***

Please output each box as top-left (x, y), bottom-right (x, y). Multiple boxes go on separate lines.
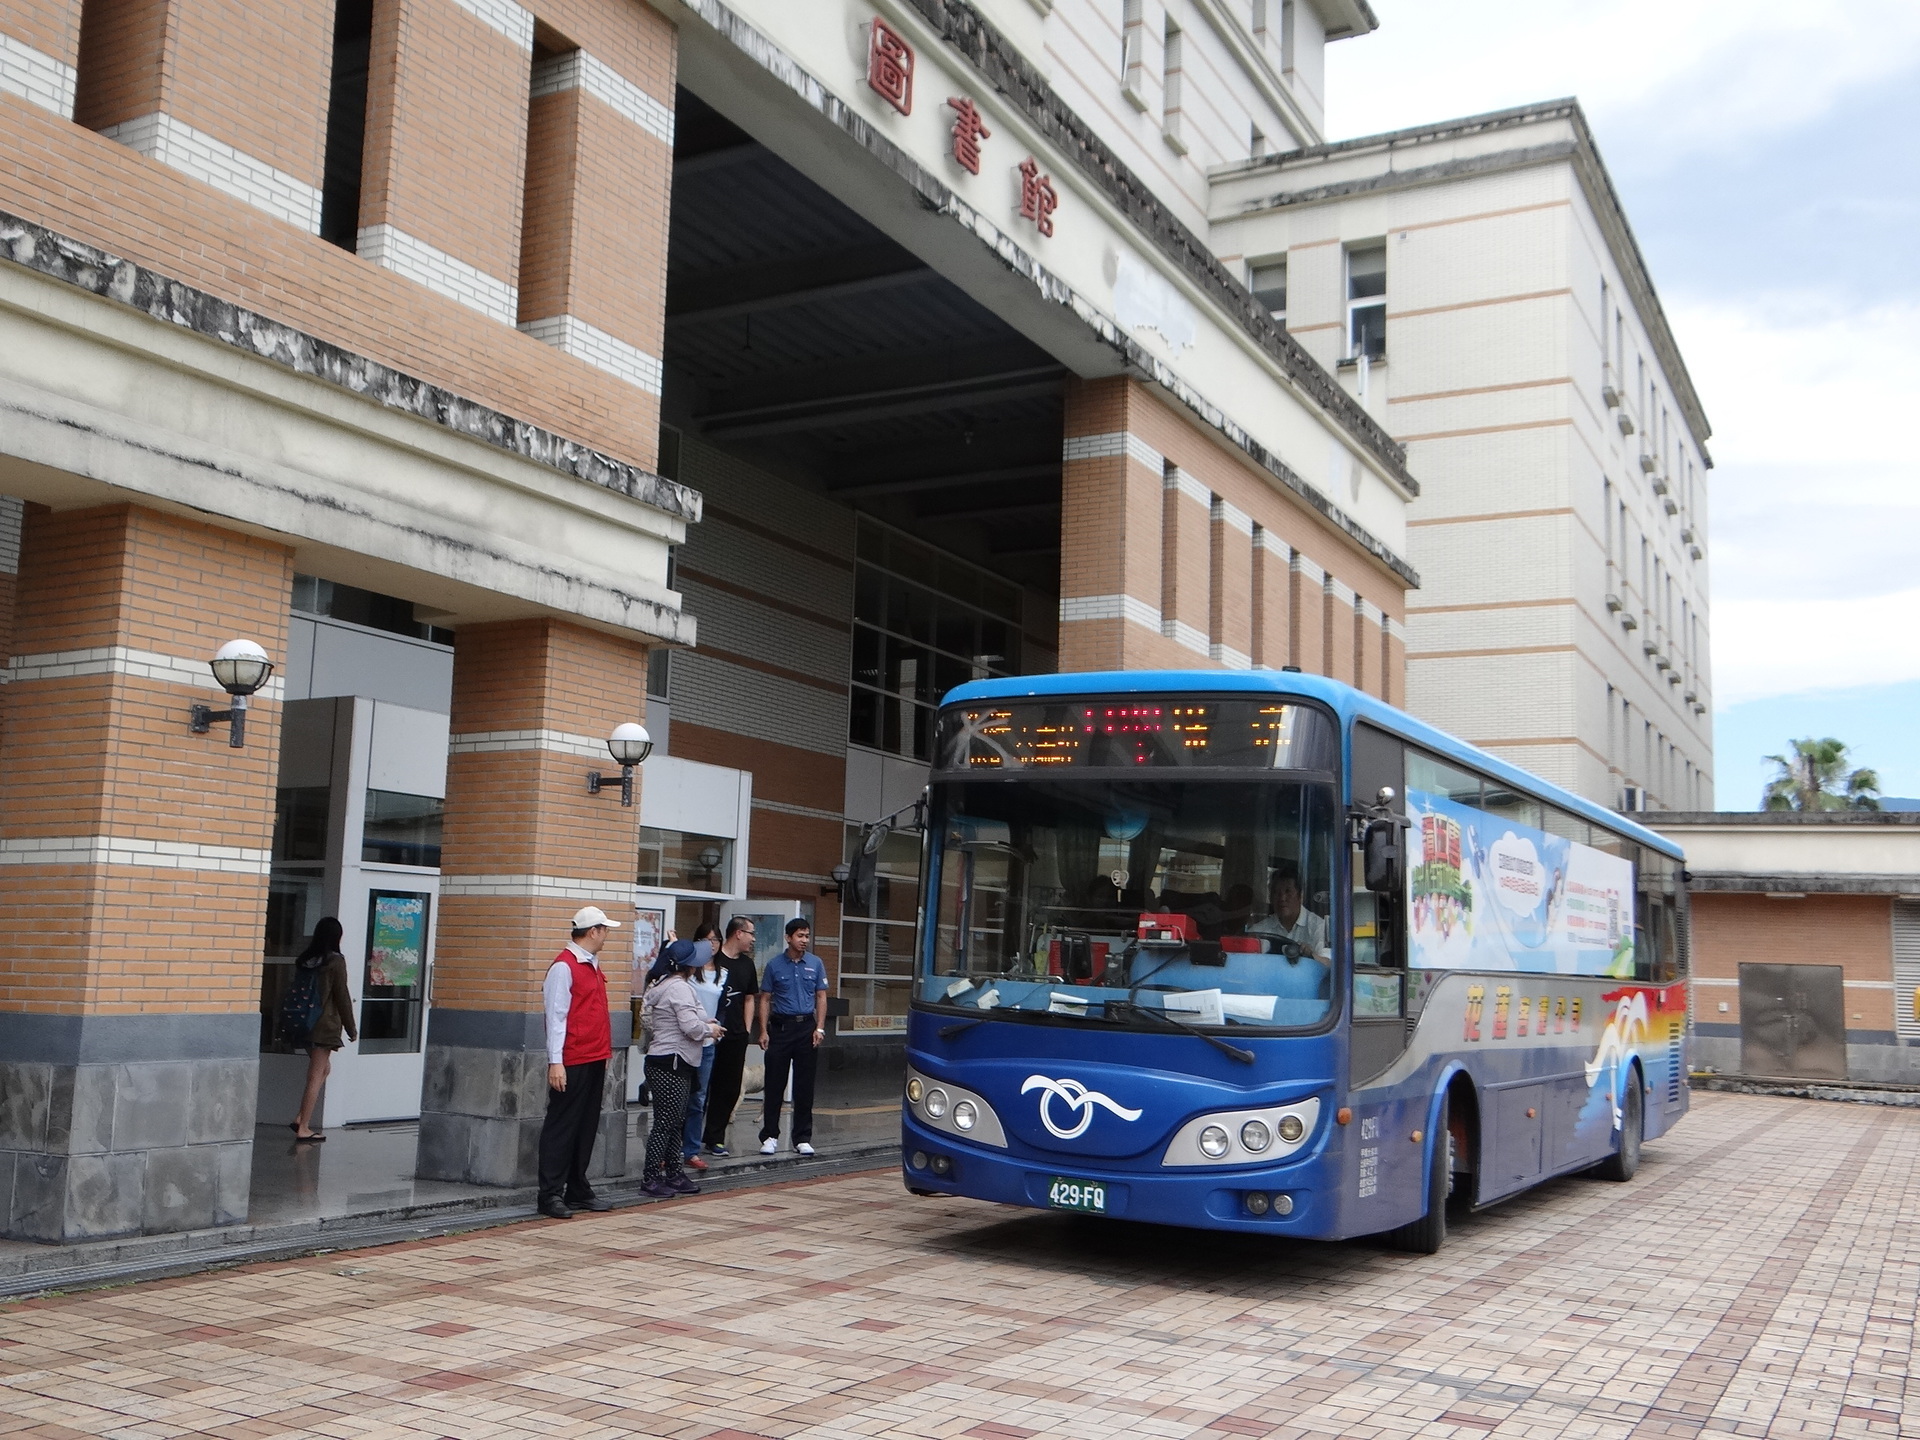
top-left (941, 670), bottom-right (1685, 862)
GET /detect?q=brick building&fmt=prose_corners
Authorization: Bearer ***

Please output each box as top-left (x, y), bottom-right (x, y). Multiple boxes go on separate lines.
top-left (0, 0), bottom-right (1423, 1240)
top-left (1649, 812), bottom-right (1920, 1086)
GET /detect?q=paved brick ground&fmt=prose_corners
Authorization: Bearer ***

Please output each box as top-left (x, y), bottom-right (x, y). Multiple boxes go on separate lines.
top-left (0, 1091), bottom-right (1914, 1440)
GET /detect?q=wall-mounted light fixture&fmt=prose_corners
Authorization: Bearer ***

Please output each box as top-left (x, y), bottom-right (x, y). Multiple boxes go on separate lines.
top-left (190, 639), bottom-right (275, 748)
top-left (587, 722), bottom-right (652, 806)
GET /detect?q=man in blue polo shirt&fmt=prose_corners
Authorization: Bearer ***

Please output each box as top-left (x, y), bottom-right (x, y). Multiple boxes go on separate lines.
top-left (757, 917), bottom-right (829, 1156)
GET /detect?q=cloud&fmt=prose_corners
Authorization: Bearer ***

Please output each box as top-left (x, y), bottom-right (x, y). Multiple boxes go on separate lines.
top-left (1324, 0), bottom-right (1920, 161)
top-left (1713, 588), bottom-right (1920, 707)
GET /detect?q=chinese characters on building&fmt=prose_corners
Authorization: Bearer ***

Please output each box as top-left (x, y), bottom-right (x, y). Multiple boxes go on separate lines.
top-left (867, 19), bottom-right (913, 115)
top-left (946, 96), bottom-right (990, 174)
top-left (1018, 157), bottom-right (1059, 238)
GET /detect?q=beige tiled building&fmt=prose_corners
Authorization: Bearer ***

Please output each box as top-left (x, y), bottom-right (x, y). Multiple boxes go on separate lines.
top-left (1211, 100), bottom-right (1715, 811)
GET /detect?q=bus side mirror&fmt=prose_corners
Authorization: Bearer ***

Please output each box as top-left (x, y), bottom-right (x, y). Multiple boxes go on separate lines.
top-left (1363, 819), bottom-right (1400, 894)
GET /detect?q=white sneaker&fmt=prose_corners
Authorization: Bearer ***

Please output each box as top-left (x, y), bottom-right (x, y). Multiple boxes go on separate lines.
top-left (796, 1142), bottom-right (815, 1157)
top-left (760, 1137), bottom-right (779, 1155)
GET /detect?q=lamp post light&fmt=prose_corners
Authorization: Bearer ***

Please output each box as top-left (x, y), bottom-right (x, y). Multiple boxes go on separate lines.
top-left (587, 722), bottom-right (652, 806)
top-left (189, 639), bottom-right (275, 748)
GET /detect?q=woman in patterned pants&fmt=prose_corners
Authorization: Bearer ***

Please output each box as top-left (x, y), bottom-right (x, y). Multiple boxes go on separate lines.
top-left (640, 951), bottom-right (723, 1196)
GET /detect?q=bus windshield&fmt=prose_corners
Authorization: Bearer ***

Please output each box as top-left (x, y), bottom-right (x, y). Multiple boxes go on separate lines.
top-left (920, 777), bottom-right (1338, 1031)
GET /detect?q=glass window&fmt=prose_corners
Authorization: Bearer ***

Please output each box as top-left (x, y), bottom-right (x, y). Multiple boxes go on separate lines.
top-left (921, 777), bottom-right (1338, 1035)
top-left (360, 890), bottom-right (429, 1054)
top-left (938, 699), bottom-right (1337, 773)
top-left (1481, 784), bottom-right (1544, 832)
top-left (841, 827), bottom-right (923, 1030)
top-left (274, 786), bottom-right (331, 862)
top-left (1346, 243), bottom-right (1386, 361)
top-left (1406, 751), bottom-right (1481, 806)
top-left (1250, 258), bottom-right (1287, 321)
top-left (362, 790), bottom-right (443, 867)
top-left (636, 827), bottom-right (733, 892)
top-left (291, 574), bottom-right (452, 645)
top-left (1542, 807), bottom-right (1591, 846)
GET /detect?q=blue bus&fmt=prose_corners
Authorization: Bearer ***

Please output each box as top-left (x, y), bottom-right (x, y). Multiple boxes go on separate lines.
top-left (900, 671), bottom-right (1690, 1251)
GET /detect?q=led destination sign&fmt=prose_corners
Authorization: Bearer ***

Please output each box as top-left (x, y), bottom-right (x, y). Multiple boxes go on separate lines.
top-left (935, 699), bottom-right (1336, 772)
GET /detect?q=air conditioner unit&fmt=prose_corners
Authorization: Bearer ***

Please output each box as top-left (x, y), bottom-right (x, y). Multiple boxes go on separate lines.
top-left (1621, 786), bottom-right (1647, 812)
top-left (1617, 412), bottom-right (1635, 436)
top-left (1621, 612), bottom-right (1639, 630)
top-left (1601, 365), bottom-right (1622, 409)
top-left (1605, 593), bottom-right (1624, 613)
top-left (1679, 526), bottom-right (1696, 544)
top-left (1639, 451), bottom-right (1658, 473)
top-left (1663, 495), bottom-right (1679, 515)
top-left (1688, 542), bottom-right (1703, 559)
top-left (1649, 472), bottom-right (1670, 495)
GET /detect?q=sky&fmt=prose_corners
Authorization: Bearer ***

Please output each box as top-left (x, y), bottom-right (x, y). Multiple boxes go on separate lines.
top-left (1325, 0), bottom-right (1920, 808)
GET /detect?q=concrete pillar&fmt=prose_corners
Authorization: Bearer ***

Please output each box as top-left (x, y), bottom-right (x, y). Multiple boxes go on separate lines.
top-left (417, 618), bottom-right (647, 1187)
top-left (0, 504), bottom-right (292, 1241)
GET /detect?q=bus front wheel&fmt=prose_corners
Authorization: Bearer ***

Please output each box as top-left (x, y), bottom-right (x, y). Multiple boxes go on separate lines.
top-left (1593, 1072), bottom-right (1643, 1182)
top-left (1384, 1098), bottom-right (1450, 1255)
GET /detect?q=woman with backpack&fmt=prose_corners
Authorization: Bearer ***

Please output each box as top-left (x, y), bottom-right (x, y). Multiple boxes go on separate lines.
top-left (639, 948), bottom-right (723, 1196)
top-left (283, 918), bottom-right (357, 1141)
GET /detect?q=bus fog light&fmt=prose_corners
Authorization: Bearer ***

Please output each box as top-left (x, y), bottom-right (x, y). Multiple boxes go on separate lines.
top-left (953, 1100), bottom-right (978, 1131)
top-left (1240, 1120), bottom-right (1271, 1153)
top-left (1277, 1114), bottom-right (1305, 1144)
top-left (910, 1151), bottom-right (928, 1170)
top-left (930, 1155), bottom-right (952, 1177)
top-left (906, 1078), bottom-right (923, 1103)
top-left (1199, 1125), bottom-right (1231, 1159)
top-left (925, 1088), bottom-right (950, 1119)
top-left (1273, 1193), bottom-right (1294, 1215)
top-left (1245, 1191), bottom-right (1270, 1216)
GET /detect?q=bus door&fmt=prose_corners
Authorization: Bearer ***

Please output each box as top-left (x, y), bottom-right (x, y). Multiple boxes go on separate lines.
top-left (1349, 723), bottom-right (1409, 1087)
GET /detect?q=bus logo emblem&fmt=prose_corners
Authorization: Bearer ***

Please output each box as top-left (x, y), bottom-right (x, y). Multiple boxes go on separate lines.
top-left (1021, 1074), bottom-right (1143, 1139)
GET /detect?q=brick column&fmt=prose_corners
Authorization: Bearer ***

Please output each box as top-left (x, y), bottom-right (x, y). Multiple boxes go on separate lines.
top-left (516, 10), bottom-right (674, 443)
top-left (1383, 612), bottom-right (1405, 706)
top-left (418, 618), bottom-right (647, 1187)
top-left (359, 0), bottom-right (533, 324)
top-left (1290, 553), bottom-right (1324, 677)
top-left (1160, 466), bottom-right (1211, 663)
top-left (0, 504), bottom-right (292, 1241)
top-left (1208, 497), bottom-right (1252, 669)
top-left (1324, 576), bottom-right (1357, 685)
top-left (0, 0), bottom-right (81, 117)
top-left (71, 0), bottom-right (333, 230)
top-left (1251, 525), bottom-right (1289, 669)
top-left (1059, 377), bottom-right (1173, 671)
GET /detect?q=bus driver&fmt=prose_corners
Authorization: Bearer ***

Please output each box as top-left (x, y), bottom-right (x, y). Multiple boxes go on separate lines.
top-left (1247, 861), bottom-right (1330, 962)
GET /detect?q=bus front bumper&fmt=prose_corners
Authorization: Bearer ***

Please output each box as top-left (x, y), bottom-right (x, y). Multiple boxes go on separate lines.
top-left (900, 1115), bottom-right (1341, 1237)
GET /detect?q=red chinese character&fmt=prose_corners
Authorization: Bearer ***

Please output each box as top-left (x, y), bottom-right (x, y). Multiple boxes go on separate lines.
top-left (867, 18), bottom-right (914, 116)
top-left (1018, 157), bottom-right (1058, 237)
top-left (946, 95), bottom-right (991, 174)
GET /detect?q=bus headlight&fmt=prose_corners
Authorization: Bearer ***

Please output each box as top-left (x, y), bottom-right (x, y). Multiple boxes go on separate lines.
top-left (952, 1100), bottom-right (978, 1131)
top-left (1163, 1098), bottom-right (1321, 1167)
top-left (1240, 1120), bottom-right (1272, 1153)
top-left (906, 1078), bottom-right (923, 1104)
top-left (925, 1088), bottom-right (950, 1119)
top-left (1277, 1115), bottom-right (1305, 1143)
top-left (903, 1067), bottom-right (1008, 1148)
top-left (1199, 1125), bottom-right (1231, 1158)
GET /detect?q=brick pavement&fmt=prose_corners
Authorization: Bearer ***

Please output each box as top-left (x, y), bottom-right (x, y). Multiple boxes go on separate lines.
top-left (0, 1091), bottom-right (1913, 1440)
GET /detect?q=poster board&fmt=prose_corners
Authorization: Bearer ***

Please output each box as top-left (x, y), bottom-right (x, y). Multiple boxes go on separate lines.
top-left (1407, 788), bottom-right (1635, 977)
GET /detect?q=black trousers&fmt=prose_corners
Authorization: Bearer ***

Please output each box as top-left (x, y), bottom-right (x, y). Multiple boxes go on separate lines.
top-left (760, 1016), bottom-right (819, 1145)
top-left (643, 1057), bottom-right (694, 1182)
top-left (536, 1058), bottom-right (605, 1204)
top-left (702, 1029), bottom-right (752, 1149)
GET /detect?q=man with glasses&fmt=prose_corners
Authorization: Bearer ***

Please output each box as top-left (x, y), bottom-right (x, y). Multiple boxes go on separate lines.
top-left (700, 915), bottom-right (762, 1157)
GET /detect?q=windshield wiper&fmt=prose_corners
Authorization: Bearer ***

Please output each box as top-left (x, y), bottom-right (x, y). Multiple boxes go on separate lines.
top-left (1104, 999), bottom-right (1255, 1064)
top-left (938, 1018), bottom-right (986, 1039)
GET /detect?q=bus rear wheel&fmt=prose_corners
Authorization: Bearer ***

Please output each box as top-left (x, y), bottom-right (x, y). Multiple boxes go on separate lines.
top-left (1384, 1099), bottom-right (1451, 1255)
top-left (1593, 1073), bottom-right (1643, 1182)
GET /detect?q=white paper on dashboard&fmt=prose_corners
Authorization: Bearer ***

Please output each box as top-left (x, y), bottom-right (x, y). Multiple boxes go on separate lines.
top-left (1164, 989), bottom-right (1226, 1026)
top-left (1220, 994), bottom-right (1278, 1023)
top-left (945, 978), bottom-right (975, 999)
top-left (976, 987), bottom-right (1001, 1010)
top-left (1048, 992), bottom-right (1090, 1014)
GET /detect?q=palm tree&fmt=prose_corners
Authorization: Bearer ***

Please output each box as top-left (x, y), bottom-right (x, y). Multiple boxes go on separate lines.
top-left (1762, 738), bottom-right (1881, 811)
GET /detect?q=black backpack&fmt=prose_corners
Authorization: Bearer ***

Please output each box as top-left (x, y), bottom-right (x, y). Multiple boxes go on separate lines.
top-left (278, 963), bottom-right (325, 1047)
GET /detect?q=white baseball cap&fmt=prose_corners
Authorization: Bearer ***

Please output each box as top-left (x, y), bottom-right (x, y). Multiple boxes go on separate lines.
top-left (571, 905), bottom-right (621, 930)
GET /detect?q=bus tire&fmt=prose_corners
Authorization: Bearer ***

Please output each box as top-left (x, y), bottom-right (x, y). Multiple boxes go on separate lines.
top-left (1384, 1098), bottom-right (1450, 1254)
top-left (1594, 1072), bottom-right (1643, 1182)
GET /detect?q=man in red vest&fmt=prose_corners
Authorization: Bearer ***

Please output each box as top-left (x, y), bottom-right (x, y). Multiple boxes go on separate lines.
top-left (537, 905), bottom-right (620, 1219)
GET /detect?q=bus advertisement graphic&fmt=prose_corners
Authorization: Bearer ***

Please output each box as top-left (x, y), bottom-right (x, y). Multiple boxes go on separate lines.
top-left (1408, 788), bottom-right (1635, 977)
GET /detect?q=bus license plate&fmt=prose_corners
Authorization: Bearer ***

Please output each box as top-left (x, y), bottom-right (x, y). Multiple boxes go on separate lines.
top-left (1046, 1177), bottom-right (1107, 1214)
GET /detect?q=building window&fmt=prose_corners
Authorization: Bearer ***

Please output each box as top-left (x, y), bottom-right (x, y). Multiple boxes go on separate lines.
top-left (637, 827), bottom-right (733, 893)
top-left (319, 0), bottom-right (373, 248)
top-left (293, 574), bottom-right (453, 645)
top-left (1162, 19), bottom-right (1187, 152)
top-left (1120, 0), bottom-right (1148, 108)
top-left (848, 520), bottom-right (1044, 763)
top-left (1346, 243), bottom-right (1386, 360)
top-left (1250, 257), bottom-right (1287, 322)
top-left (362, 790), bottom-right (444, 867)
top-left (838, 826), bottom-right (923, 1029)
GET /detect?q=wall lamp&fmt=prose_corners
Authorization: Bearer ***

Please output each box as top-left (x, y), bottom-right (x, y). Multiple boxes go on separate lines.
top-left (587, 722), bottom-right (652, 806)
top-left (190, 639), bottom-right (275, 748)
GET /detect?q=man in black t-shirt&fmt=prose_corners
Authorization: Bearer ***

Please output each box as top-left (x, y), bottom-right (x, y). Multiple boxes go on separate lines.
top-left (701, 916), bottom-right (762, 1155)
